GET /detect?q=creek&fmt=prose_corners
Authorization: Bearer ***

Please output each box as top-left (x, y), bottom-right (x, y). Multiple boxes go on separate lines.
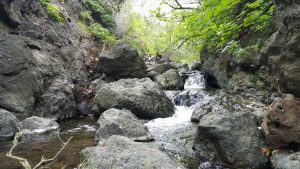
top-left (0, 71), bottom-right (224, 169)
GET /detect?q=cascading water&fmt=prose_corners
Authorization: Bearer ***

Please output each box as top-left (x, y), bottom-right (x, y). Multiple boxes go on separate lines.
top-left (145, 71), bottom-right (211, 168)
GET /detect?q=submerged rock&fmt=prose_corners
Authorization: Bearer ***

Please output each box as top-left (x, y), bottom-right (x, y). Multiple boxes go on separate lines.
top-left (94, 78), bottom-right (174, 119)
top-left (20, 116), bottom-right (59, 138)
top-left (262, 94), bottom-right (300, 148)
top-left (193, 111), bottom-right (268, 169)
top-left (156, 69), bottom-right (184, 90)
top-left (0, 109), bottom-right (19, 141)
top-left (99, 43), bottom-right (147, 79)
top-left (79, 135), bottom-right (180, 169)
top-left (271, 151), bottom-right (300, 169)
top-left (95, 108), bottom-right (152, 142)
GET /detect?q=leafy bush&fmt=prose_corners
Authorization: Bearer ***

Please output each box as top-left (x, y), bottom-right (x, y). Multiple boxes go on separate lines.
top-left (89, 23), bottom-right (116, 46)
top-left (79, 11), bottom-right (92, 23)
top-left (168, 0), bottom-right (275, 57)
top-left (38, 0), bottom-right (64, 23)
top-left (82, 0), bottom-right (113, 27)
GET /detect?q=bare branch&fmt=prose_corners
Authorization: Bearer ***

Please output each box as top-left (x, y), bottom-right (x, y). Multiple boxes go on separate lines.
top-left (33, 136), bottom-right (73, 169)
top-left (163, 0), bottom-right (195, 10)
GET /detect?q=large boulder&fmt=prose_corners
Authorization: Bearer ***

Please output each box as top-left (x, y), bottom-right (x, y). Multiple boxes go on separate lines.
top-left (38, 77), bottom-right (77, 120)
top-left (262, 94), bottom-right (300, 148)
top-left (155, 69), bottom-right (184, 90)
top-left (94, 78), bottom-right (174, 119)
top-left (271, 151), bottom-right (300, 169)
top-left (98, 43), bottom-right (147, 79)
top-left (95, 108), bottom-right (152, 142)
top-left (0, 35), bottom-right (42, 119)
top-left (79, 135), bottom-right (180, 169)
top-left (150, 62), bottom-right (172, 74)
top-left (0, 109), bottom-right (19, 141)
top-left (193, 111), bottom-right (268, 169)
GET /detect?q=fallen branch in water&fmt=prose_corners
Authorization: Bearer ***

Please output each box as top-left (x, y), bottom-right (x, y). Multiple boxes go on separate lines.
top-left (6, 131), bottom-right (72, 169)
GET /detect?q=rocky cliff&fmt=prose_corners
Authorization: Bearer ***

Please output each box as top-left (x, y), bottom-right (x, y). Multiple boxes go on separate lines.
top-left (201, 0), bottom-right (300, 97)
top-left (0, 0), bottom-right (109, 120)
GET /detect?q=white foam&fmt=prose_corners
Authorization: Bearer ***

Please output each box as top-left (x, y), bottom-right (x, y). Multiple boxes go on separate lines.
top-left (145, 106), bottom-right (194, 128)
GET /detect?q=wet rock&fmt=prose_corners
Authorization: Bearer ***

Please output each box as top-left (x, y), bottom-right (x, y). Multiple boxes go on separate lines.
top-left (262, 94), bottom-right (300, 148)
top-left (99, 43), bottom-right (147, 79)
top-left (271, 151), bottom-right (300, 169)
top-left (168, 90), bottom-right (205, 107)
top-left (94, 78), bottom-right (174, 119)
top-left (20, 116), bottom-right (59, 138)
top-left (79, 135), bottom-right (180, 169)
top-left (189, 62), bottom-right (201, 71)
top-left (193, 111), bottom-right (268, 169)
top-left (190, 102), bottom-right (212, 123)
top-left (95, 108), bottom-right (152, 142)
top-left (156, 69), bottom-right (184, 90)
top-left (0, 109), bottom-right (19, 141)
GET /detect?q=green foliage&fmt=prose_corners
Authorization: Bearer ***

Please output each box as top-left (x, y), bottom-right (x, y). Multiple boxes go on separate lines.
top-left (38, 0), bottom-right (64, 23)
top-left (82, 0), bottom-right (113, 27)
top-left (160, 0), bottom-right (275, 58)
top-left (89, 23), bottom-right (116, 46)
top-left (79, 11), bottom-right (92, 23)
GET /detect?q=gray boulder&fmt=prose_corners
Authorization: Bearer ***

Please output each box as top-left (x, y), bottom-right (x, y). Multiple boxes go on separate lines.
top-left (21, 116), bottom-right (59, 131)
top-left (150, 62), bottom-right (172, 74)
top-left (79, 135), bottom-right (180, 169)
top-left (0, 109), bottom-right (19, 141)
top-left (20, 116), bottom-right (59, 138)
top-left (94, 78), bottom-right (174, 119)
top-left (271, 151), bottom-right (300, 169)
top-left (39, 77), bottom-right (77, 120)
top-left (99, 43), bottom-right (147, 79)
top-left (156, 69), bottom-right (184, 90)
top-left (193, 111), bottom-right (268, 169)
top-left (190, 102), bottom-right (212, 123)
top-left (95, 108), bottom-right (151, 142)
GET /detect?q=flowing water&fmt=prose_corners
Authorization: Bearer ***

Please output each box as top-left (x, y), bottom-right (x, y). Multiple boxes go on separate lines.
top-left (0, 118), bottom-right (97, 169)
top-left (146, 71), bottom-right (215, 169)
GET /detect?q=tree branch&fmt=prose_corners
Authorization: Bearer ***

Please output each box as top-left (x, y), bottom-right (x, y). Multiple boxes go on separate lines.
top-left (164, 0), bottom-right (195, 10)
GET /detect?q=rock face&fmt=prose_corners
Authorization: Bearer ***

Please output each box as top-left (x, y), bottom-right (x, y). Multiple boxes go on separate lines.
top-left (0, 35), bottom-right (42, 119)
top-left (0, 109), bottom-right (19, 141)
top-left (193, 111), bottom-right (268, 169)
top-left (271, 151), bottom-right (300, 169)
top-left (80, 135), bottom-right (179, 169)
top-left (199, 1), bottom-right (300, 96)
top-left (0, 0), bottom-right (105, 120)
top-left (156, 69), bottom-right (184, 90)
top-left (260, 0), bottom-right (300, 97)
top-left (94, 78), bottom-right (174, 119)
top-left (99, 43), bottom-right (147, 79)
top-left (95, 108), bottom-right (151, 142)
top-left (262, 94), bottom-right (300, 148)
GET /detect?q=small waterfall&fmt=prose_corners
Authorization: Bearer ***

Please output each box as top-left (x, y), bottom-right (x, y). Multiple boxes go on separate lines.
top-left (165, 71), bottom-right (208, 107)
top-left (184, 71), bottom-right (205, 90)
top-left (145, 71), bottom-right (210, 168)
